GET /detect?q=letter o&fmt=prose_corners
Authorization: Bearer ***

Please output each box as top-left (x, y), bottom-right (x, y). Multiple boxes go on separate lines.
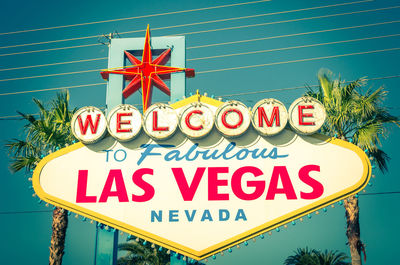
top-left (215, 101), bottom-right (251, 138)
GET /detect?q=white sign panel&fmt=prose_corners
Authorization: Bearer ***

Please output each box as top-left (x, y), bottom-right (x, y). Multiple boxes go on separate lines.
top-left (33, 96), bottom-right (370, 260)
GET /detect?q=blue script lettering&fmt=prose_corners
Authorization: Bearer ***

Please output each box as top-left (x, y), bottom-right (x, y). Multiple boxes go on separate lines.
top-left (137, 142), bottom-right (288, 165)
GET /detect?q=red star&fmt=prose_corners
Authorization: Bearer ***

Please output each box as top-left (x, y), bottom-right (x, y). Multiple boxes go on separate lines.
top-left (101, 25), bottom-right (195, 111)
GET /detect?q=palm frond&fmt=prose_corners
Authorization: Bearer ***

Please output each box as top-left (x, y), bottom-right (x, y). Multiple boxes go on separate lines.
top-left (6, 90), bottom-right (76, 175)
top-left (318, 68), bottom-right (333, 100)
top-left (9, 155), bottom-right (38, 173)
top-left (367, 148), bottom-right (390, 172)
top-left (308, 69), bottom-right (398, 173)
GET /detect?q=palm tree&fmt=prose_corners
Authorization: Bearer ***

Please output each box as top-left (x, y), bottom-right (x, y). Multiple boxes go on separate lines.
top-left (316, 250), bottom-right (351, 265)
top-left (6, 90), bottom-right (76, 265)
top-left (118, 238), bottom-right (205, 265)
top-left (306, 69), bottom-right (399, 265)
top-left (118, 239), bottom-right (170, 265)
top-left (285, 248), bottom-right (350, 265)
top-left (284, 247), bottom-right (319, 265)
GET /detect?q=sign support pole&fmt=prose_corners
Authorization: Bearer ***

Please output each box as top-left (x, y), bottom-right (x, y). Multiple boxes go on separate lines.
top-left (168, 38), bottom-right (188, 265)
top-left (95, 35), bottom-right (188, 265)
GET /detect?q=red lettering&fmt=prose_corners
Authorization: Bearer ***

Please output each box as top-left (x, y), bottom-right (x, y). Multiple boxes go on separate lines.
top-left (232, 166), bottom-right (265, 200)
top-left (221, 109), bottom-right (243, 129)
top-left (172, 167), bottom-right (205, 201)
top-left (99, 169), bottom-right (129, 202)
top-left (152, 111), bottom-right (169, 131)
top-left (131, 168), bottom-right (155, 202)
top-left (185, 110), bottom-right (203, 131)
top-left (77, 114), bottom-right (101, 135)
top-left (208, 167), bottom-right (229, 200)
top-left (299, 165), bottom-right (323, 199)
top-left (258, 106), bottom-right (280, 127)
top-left (76, 170), bottom-right (97, 203)
top-left (266, 166), bottom-right (297, 200)
top-left (116, 113), bottom-right (132, 133)
top-left (298, 105), bottom-right (315, 126)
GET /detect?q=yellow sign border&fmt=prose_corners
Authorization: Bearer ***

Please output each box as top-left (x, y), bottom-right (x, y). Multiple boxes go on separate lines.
top-left (33, 95), bottom-right (371, 260)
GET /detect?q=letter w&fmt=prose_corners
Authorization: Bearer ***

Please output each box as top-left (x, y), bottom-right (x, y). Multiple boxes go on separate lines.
top-left (172, 168), bottom-right (205, 201)
top-left (77, 114), bottom-right (101, 135)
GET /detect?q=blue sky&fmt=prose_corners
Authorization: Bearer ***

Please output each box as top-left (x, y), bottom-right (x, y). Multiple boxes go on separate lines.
top-left (0, 0), bottom-right (399, 264)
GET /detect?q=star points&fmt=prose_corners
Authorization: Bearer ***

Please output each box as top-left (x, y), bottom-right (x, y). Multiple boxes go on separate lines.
top-left (101, 25), bottom-right (195, 111)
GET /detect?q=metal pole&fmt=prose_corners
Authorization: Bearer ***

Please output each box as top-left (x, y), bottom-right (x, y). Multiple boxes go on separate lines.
top-left (169, 36), bottom-right (187, 265)
top-left (94, 33), bottom-right (188, 265)
top-left (94, 36), bottom-right (123, 265)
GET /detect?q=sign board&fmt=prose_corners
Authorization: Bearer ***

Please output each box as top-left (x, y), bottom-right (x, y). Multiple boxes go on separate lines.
top-left (33, 95), bottom-right (370, 260)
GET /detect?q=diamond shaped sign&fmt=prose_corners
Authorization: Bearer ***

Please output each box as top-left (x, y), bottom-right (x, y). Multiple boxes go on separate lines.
top-left (33, 95), bottom-right (370, 260)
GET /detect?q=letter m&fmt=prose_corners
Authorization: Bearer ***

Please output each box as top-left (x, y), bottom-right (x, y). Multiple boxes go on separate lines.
top-left (258, 106), bottom-right (280, 127)
top-left (77, 114), bottom-right (101, 135)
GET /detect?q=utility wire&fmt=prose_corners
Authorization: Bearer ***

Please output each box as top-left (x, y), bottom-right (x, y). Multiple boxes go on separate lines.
top-left (173, 5), bottom-right (400, 36)
top-left (196, 47), bottom-right (400, 74)
top-left (0, 210), bottom-right (53, 215)
top-left (0, 43), bottom-right (100, 58)
top-left (0, 4), bottom-right (397, 58)
top-left (0, 73), bottom-right (398, 110)
top-left (0, 0), bottom-right (372, 50)
top-left (187, 20), bottom-right (400, 50)
top-left (0, 0), bottom-right (272, 36)
top-left (0, 57), bottom-right (108, 72)
top-left (1, 34), bottom-right (399, 82)
top-left (0, 49), bottom-right (397, 96)
top-left (359, 191), bottom-right (400, 196)
top-left (188, 33), bottom-right (400, 61)
top-left (0, 82), bottom-right (105, 97)
top-left (0, 75), bottom-right (398, 120)
top-left (1, 20), bottom-right (398, 73)
top-left (1, 190), bottom-right (399, 214)
top-left (216, 75), bottom-right (400, 98)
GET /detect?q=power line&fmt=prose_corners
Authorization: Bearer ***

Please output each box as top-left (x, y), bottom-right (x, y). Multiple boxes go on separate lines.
top-left (0, 49), bottom-right (398, 96)
top-left (0, 82), bottom-right (105, 97)
top-left (1, 4), bottom-right (397, 58)
top-left (359, 191), bottom-right (400, 196)
top-left (188, 33), bottom-right (400, 61)
top-left (216, 75), bottom-right (400, 98)
top-left (187, 20), bottom-right (400, 50)
top-left (0, 57), bottom-right (108, 72)
top-left (1, 20), bottom-right (398, 73)
top-left (0, 74), bottom-right (398, 112)
top-left (171, 5), bottom-right (400, 36)
top-left (1, 34), bottom-right (399, 82)
top-left (196, 47), bottom-right (400, 74)
top-left (0, 0), bottom-right (272, 36)
top-left (0, 210), bottom-right (53, 215)
top-left (0, 69), bottom-right (99, 82)
top-left (0, 191), bottom-right (398, 214)
top-left (0, 0), bottom-right (372, 50)
top-left (0, 75), bottom-right (397, 120)
top-left (0, 43), bottom-right (100, 58)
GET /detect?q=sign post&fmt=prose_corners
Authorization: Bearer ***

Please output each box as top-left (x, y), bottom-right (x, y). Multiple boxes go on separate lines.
top-left (97, 27), bottom-right (189, 265)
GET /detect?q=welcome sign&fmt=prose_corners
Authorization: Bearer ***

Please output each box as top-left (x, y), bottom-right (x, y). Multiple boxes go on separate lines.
top-left (33, 94), bottom-right (370, 260)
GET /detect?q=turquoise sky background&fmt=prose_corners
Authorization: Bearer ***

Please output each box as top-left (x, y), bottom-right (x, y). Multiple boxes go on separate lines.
top-left (0, 0), bottom-right (399, 264)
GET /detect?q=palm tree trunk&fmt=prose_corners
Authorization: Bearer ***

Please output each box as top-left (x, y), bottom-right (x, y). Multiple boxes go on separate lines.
top-left (343, 196), bottom-right (363, 265)
top-left (49, 207), bottom-right (69, 265)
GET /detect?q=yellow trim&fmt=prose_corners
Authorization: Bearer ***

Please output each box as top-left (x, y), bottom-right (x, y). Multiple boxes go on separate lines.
top-left (170, 93), bottom-right (224, 109)
top-left (33, 95), bottom-right (371, 261)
